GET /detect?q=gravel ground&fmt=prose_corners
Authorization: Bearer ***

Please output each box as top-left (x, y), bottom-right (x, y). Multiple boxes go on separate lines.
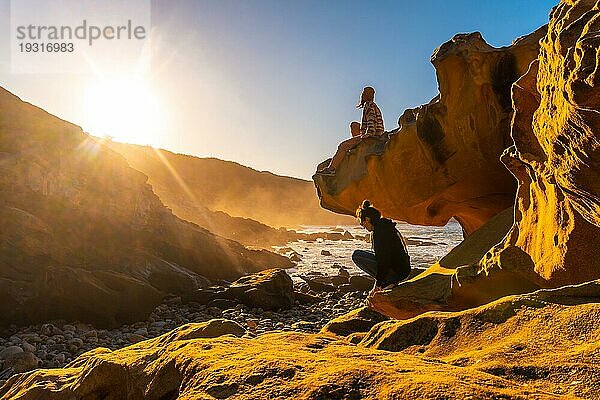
top-left (0, 284), bottom-right (369, 384)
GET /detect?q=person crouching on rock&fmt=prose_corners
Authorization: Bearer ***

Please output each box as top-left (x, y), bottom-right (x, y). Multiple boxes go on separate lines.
top-left (318, 86), bottom-right (385, 175)
top-left (352, 200), bottom-right (411, 298)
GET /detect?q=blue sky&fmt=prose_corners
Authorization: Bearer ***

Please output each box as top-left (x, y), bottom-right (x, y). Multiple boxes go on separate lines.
top-left (0, 0), bottom-right (556, 179)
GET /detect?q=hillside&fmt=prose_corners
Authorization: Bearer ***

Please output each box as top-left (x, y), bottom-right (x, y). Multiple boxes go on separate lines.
top-left (104, 141), bottom-right (352, 230)
top-left (0, 87), bottom-right (290, 327)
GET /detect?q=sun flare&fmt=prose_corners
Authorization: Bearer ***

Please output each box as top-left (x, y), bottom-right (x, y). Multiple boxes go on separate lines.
top-left (83, 77), bottom-right (166, 147)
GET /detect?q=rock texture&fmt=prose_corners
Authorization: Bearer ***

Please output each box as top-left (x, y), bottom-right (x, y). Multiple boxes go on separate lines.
top-left (321, 306), bottom-right (388, 337)
top-left (360, 281), bottom-right (600, 399)
top-left (0, 317), bottom-right (570, 399)
top-left (0, 278), bottom-right (370, 379)
top-left (6, 282), bottom-right (600, 398)
top-left (320, 0), bottom-right (600, 321)
top-left (475, 0), bottom-right (600, 287)
top-left (0, 87), bottom-right (291, 327)
top-left (379, 0), bottom-right (600, 319)
top-left (314, 26), bottom-right (546, 236)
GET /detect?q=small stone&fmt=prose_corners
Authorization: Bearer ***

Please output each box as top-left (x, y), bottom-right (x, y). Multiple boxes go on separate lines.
top-left (349, 275), bottom-right (375, 292)
top-left (289, 252), bottom-right (302, 262)
top-left (134, 328), bottom-right (148, 336)
top-left (246, 320), bottom-right (258, 331)
top-left (126, 333), bottom-right (146, 343)
top-left (37, 350), bottom-right (47, 360)
top-left (21, 342), bottom-right (36, 353)
top-left (150, 321), bottom-right (167, 329)
top-left (68, 338), bottom-right (84, 349)
top-left (4, 352), bottom-right (40, 373)
top-left (0, 346), bottom-right (23, 359)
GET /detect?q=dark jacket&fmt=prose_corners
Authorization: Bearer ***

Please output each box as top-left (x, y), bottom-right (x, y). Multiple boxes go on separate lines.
top-left (372, 218), bottom-right (410, 286)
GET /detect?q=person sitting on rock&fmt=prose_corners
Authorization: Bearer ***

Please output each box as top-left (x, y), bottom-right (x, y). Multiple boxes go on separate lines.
top-left (318, 87), bottom-right (385, 175)
top-left (352, 200), bottom-right (410, 298)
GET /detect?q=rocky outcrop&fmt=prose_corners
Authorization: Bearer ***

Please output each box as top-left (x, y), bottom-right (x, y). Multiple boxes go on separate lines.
top-left (190, 269), bottom-right (296, 310)
top-left (321, 306), bottom-right (388, 337)
top-left (106, 141), bottom-right (352, 230)
top-left (359, 280), bottom-right (600, 399)
top-left (314, 27), bottom-right (546, 235)
top-left (0, 318), bottom-right (568, 399)
top-left (353, 0), bottom-right (600, 320)
top-left (6, 282), bottom-right (600, 398)
top-left (0, 87), bottom-right (291, 327)
top-left (474, 0), bottom-right (600, 287)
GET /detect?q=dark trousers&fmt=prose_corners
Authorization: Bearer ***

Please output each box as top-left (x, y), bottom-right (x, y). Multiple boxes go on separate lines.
top-left (352, 249), bottom-right (407, 287)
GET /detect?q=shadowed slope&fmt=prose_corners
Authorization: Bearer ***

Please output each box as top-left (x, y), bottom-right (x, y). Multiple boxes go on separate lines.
top-left (0, 87), bottom-right (291, 327)
top-left (106, 142), bottom-right (352, 230)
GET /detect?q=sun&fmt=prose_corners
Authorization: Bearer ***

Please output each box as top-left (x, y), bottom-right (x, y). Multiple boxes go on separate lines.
top-left (83, 76), bottom-right (166, 147)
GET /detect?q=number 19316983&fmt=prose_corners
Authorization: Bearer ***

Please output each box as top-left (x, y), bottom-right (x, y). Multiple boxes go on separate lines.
top-left (18, 42), bottom-right (74, 52)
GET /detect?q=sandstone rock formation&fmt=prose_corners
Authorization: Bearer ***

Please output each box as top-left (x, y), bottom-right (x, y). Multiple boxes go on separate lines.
top-left (106, 141), bottom-right (352, 230)
top-left (355, 0), bottom-right (600, 320)
top-left (6, 282), bottom-right (600, 399)
top-left (314, 26), bottom-right (546, 236)
top-left (474, 0), bottom-right (600, 287)
top-left (361, 280), bottom-right (600, 399)
top-left (366, 206), bottom-right (522, 319)
top-left (0, 315), bottom-right (571, 399)
top-left (0, 87), bottom-right (291, 327)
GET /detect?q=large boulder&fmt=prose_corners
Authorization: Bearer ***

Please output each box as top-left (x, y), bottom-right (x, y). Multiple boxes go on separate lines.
top-left (191, 269), bottom-right (295, 310)
top-left (314, 27), bottom-right (546, 236)
top-left (0, 87), bottom-right (291, 327)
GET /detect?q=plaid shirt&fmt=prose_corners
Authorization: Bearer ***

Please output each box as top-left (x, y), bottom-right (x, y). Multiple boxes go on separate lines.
top-left (361, 101), bottom-right (384, 136)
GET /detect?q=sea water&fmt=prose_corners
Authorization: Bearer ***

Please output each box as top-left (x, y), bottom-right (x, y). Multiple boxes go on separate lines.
top-left (278, 220), bottom-right (464, 281)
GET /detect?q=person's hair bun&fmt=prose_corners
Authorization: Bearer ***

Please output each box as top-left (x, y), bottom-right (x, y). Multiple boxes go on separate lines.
top-left (361, 200), bottom-right (371, 209)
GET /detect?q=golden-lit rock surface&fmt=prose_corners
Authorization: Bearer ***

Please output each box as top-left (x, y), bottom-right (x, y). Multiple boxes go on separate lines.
top-left (361, 280), bottom-right (600, 399)
top-left (324, 0), bottom-right (600, 322)
top-left (0, 87), bottom-right (291, 327)
top-left (320, 306), bottom-right (389, 337)
top-left (106, 141), bottom-right (352, 232)
top-left (6, 283), bottom-right (600, 399)
top-left (314, 27), bottom-right (546, 236)
top-left (474, 0), bottom-right (600, 287)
